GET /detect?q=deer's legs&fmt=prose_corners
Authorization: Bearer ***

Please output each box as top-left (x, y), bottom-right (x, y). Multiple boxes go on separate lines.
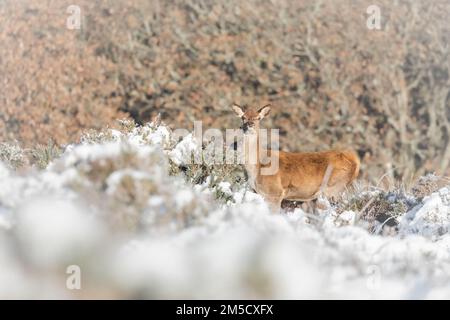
top-left (264, 194), bottom-right (284, 214)
top-left (267, 199), bottom-right (282, 214)
top-left (298, 197), bottom-right (330, 214)
top-left (301, 199), bottom-right (318, 214)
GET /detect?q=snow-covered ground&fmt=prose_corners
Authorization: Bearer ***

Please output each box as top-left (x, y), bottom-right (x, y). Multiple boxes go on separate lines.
top-left (0, 122), bottom-right (449, 299)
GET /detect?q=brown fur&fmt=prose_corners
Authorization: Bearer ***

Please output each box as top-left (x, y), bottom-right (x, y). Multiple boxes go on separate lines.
top-left (232, 104), bottom-right (360, 213)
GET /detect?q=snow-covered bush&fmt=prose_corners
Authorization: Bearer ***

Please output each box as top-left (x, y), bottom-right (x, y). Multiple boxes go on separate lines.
top-left (0, 120), bottom-right (450, 299)
top-left (30, 141), bottom-right (62, 170)
top-left (168, 133), bottom-right (246, 204)
top-left (399, 187), bottom-right (450, 239)
top-left (0, 142), bottom-right (27, 169)
top-left (337, 189), bottom-right (418, 235)
top-left (411, 174), bottom-right (443, 200)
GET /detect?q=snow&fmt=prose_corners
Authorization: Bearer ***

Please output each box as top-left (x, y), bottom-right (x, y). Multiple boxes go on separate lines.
top-left (0, 123), bottom-right (450, 299)
top-left (168, 133), bottom-right (201, 166)
top-left (106, 169), bottom-right (153, 195)
top-left (399, 187), bottom-right (450, 238)
top-left (0, 210), bottom-right (11, 230)
top-left (175, 189), bottom-right (195, 208)
top-left (15, 197), bottom-right (105, 268)
top-left (217, 181), bottom-right (232, 196)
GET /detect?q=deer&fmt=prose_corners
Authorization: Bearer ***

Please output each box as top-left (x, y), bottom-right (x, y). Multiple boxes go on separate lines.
top-left (231, 103), bottom-right (360, 213)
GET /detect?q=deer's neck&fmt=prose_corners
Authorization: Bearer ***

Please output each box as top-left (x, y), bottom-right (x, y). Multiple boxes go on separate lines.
top-left (243, 132), bottom-right (260, 190)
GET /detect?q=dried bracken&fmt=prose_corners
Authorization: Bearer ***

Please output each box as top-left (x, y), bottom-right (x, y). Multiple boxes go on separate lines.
top-left (1, 0), bottom-right (449, 183)
top-left (411, 174), bottom-right (442, 200)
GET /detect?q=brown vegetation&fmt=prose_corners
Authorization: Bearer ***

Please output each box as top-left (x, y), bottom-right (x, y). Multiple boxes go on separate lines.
top-left (1, 0), bottom-right (449, 182)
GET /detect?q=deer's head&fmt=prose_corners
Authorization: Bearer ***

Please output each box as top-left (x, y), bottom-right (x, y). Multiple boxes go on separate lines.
top-left (231, 104), bottom-right (271, 135)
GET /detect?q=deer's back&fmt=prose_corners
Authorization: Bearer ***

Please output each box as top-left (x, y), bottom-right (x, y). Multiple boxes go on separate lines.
top-left (260, 149), bottom-right (359, 200)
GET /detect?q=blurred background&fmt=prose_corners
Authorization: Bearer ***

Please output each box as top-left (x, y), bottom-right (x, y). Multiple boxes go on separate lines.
top-left (1, 0), bottom-right (449, 182)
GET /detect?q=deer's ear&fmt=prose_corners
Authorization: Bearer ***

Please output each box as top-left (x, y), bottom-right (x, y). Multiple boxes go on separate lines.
top-left (257, 104), bottom-right (271, 120)
top-left (232, 104), bottom-right (245, 117)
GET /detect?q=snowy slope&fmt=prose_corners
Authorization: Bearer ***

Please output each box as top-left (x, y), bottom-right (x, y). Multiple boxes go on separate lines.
top-left (0, 122), bottom-right (449, 299)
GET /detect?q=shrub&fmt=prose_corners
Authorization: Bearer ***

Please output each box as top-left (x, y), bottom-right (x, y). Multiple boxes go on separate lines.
top-left (0, 142), bottom-right (27, 169)
top-left (1, 0), bottom-right (450, 182)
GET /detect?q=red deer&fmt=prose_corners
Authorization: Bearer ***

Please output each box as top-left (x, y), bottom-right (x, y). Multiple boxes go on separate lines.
top-left (232, 104), bottom-right (360, 213)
